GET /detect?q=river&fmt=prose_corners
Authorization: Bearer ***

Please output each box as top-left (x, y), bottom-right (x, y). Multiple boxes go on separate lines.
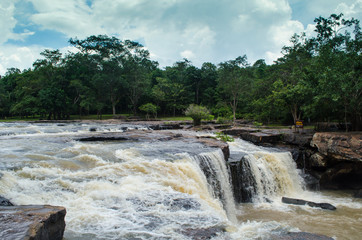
top-left (0, 122), bottom-right (361, 239)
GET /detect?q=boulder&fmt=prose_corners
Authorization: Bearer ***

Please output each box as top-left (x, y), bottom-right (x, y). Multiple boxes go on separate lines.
top-left (282, 197), bottom-right (336, 210)
top-left (0, 205), bottom-right (66, 240)
top-left (0, 196), bottom-right (14, 206)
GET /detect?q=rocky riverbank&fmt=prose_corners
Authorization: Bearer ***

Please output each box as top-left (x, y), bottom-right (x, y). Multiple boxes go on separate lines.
top-left (0, 196), bottom-right (66, 240)
top-left (222, 127), bottom-right (362, 191)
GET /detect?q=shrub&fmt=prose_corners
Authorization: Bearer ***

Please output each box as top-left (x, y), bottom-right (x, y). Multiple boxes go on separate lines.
top-left (215, 132), bottom-right (234, 142)
top-left (185, 104), bottom-right (210, 126)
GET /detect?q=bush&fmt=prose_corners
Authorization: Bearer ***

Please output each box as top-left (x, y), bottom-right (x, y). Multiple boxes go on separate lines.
top-left (215, 132), bottom-right (234, 142)
top-left (185, 104), bottom-right (210, 126)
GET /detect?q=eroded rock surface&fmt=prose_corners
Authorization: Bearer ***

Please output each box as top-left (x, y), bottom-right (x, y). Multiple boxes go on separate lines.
top-left (0, 205), bottom-right (66, 240)
top-left (311, 132), bottom-right (362, 162)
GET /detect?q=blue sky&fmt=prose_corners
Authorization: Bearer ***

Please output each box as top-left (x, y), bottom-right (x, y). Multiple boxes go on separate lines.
top-left (0, 0), bottom-right (361, 75)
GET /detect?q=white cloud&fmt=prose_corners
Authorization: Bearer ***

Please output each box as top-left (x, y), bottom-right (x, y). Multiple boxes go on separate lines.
top-left (0, 45), bottom-right (43, 75)
top-left (180, 50), bottom-right (195, 59)
top-left (2, 0), bottom-right (359, 72)
top-left (336, 0), bottom-right (362, 18)
top-left (18, 0), bottom-right (306, 66)
top-left (0, 0), bottom-right (19, 44)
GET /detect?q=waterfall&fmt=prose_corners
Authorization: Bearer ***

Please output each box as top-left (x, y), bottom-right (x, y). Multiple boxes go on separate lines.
top-left (193, 150), bottom-right (237, 223)
top-left (229, 139), bottom-right (305, 203)
top-left (0, 125), bottom-right (238, 239)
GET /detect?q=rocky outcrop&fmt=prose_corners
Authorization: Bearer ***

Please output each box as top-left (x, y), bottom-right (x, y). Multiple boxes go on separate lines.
top-left (310, 132), bottom-right (362, 189)
top-left (0, 205), bottom-right (66, 240)
top-left (224, 127), bottom-right (362, 190)
top-left (281, 197), bottom-right (336, 210)
top-left (310, 132), bottom-right (361, 162)
top-left (222, 128), bottom-right (314, 147)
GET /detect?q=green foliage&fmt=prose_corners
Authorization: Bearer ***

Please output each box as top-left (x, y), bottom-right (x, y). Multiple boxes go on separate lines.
top-left (216, 116), bottom-right (232, 124)
top-left (253, 121), bottom-right (263, 127)
top-left (215, 132), bottom-right (234, 142)
top-left (1, 14), bottom-right (360, 130)
top-left (139, 103), bottom-right (158, 120)
top-left (185, 104), bottom-right (210, 126)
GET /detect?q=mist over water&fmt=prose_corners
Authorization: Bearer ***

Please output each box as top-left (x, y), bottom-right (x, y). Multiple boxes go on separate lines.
top-left (0, 123), bottom-right (361, 239)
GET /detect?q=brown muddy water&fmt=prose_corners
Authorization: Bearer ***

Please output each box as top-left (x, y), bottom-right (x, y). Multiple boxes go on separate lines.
top-left (237, 191), bottom-right (362, 240)
top-left (0, 122), bottom-right (361, 239)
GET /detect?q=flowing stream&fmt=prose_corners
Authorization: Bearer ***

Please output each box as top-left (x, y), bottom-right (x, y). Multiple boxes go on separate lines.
top-left (229, 139), bottom-right (362, 240)
top-left (0, 122), bottom-right (361, 239)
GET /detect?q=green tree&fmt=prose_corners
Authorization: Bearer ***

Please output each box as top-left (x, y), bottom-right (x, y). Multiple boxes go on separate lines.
top-left (70, 36), bottom-right (157, 116)
top-left (312, 13), bottom-right (362, 130)
top-left (139, 103), bottom-right (158, 120)
top-left (217, 55), bottom-right (251, 123)
top-left (272, 33), bottom-right (314, 125)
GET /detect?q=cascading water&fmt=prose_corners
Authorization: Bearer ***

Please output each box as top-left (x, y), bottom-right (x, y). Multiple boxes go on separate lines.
top-left (193, 151), bottom-right (237, 223)
top-left (229, 139), bottom-right (305, 203)
top-left (0, 122), bottom-right (236, 239)
top-left (1, 123), bottom-right (361, 239)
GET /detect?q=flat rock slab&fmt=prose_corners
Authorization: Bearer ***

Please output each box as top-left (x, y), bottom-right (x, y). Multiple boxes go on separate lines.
top-left (271, 232), bottom-right (334, 240)
top-left (0, 205), bottom-right (66, 240)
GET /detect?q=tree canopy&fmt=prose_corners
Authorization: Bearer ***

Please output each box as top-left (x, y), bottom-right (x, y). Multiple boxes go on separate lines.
top-left (0, 13), bottom-right (360, 130)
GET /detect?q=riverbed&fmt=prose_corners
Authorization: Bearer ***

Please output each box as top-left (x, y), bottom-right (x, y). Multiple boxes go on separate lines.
top-left (0, 122), bottom-right (361, 239)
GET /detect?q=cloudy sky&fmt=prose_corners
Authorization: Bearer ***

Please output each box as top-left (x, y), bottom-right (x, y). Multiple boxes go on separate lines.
top-left (0, 0), bottom-right (361, 75)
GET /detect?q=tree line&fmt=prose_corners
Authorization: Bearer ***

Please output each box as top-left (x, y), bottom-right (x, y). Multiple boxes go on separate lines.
top-left (0, 13), bottom-right (361, 130)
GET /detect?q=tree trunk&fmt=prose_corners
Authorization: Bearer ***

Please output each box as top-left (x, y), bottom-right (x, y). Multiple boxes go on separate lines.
top-left (112, 104), bottom-right (116, 116)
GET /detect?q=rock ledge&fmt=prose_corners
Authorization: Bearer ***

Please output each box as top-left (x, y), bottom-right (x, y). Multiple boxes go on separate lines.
top-left (0, 205), bottom-right (66, 240)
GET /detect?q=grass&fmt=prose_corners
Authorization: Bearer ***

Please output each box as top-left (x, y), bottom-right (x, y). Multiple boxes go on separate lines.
top-left (0, 114), bottom-right (132, 122)
top-left (157, 116), bottom-right (192, 121)
top-left (264, 124), bottom-right (315, 130)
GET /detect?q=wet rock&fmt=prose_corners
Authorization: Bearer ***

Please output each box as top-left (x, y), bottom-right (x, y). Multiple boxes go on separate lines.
top-left (148, 124), bottom-right (182, 130)
top-left (282, 197), bottom-right (336, 210)
top-left (353, 189), bottom-right (362, 198)
top-left (228, 155), bottom-right (256, 203)
top-left (197, 136), bottom-right (230, 161)
top-left (180, 226), bottom-right (228, 240)
top-left (0, 196), bottom-right (14, 206)
top-left (300, 172), bottom-right (321, 191)
top-left (240, 131), bottom-right (282, 145)
top-left (319, 161), bottom-right (362, 190)
top-left (310, 153), bottom-right (327, 169)
top-left (0, 205), bottom-right (66, 240)
top-left (89, 127), bottom-right (97, 132)
top-left (271, 232), bottom-right (334, 240)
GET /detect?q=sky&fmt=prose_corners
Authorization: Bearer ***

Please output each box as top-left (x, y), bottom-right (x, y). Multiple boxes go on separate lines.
top-left (0, 0), bottom-right (361, 75)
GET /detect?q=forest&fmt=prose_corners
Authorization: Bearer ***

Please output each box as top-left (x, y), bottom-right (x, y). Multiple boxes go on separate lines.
top-left (0, 13), bottom-right (361, 130)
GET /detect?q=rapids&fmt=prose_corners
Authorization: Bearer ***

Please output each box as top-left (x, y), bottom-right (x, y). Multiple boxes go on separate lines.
top-left (0, 122), bottom-right (361, 239)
